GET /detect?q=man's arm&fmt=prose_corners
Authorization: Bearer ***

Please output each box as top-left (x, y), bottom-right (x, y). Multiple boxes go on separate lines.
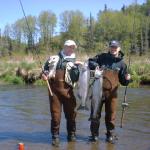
top-left (119, 63), bottom-right (131, 86)
top-left (41, 59), bottom-right (50, 81)
top-left (88, 55), bottom-right (99, 70)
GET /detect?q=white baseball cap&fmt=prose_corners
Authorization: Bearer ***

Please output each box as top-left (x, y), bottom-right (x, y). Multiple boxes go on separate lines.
top-left (64, 40), bottom-right (77, 48)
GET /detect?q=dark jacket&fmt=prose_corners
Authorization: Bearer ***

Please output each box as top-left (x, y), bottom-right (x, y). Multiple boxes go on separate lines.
top-left (88, 51), bottom-right (129, 86)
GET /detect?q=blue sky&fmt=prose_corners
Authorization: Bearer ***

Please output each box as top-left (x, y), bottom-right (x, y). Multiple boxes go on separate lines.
top-left (0, 0), bottom-right (145, 32)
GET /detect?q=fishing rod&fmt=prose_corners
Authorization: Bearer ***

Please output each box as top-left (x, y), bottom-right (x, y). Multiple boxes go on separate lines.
top-left (120, 0), bottom-right (137, 128)
top-left (18, 0), bottom-right (53, 96)
top-left (120, 55), bottom-right (131, 128)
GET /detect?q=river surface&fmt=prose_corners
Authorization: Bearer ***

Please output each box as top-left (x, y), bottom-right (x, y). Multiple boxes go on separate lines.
top-left (0, 85), bottom-right (149, 150)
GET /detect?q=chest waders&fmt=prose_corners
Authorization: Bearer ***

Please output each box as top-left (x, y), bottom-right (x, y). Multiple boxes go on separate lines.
top-left (89, 69), bottom-right (119, 142)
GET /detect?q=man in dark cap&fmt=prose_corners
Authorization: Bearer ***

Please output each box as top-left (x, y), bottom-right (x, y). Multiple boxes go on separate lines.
top-left (88, 40), bottom-right (131, 143)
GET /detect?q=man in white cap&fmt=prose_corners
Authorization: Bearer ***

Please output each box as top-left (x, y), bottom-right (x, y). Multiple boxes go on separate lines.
top-left (42, 40), bottom-right (79, 147)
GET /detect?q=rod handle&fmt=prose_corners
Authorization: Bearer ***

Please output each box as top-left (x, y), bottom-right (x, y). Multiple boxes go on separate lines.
top-left (46, 80), bottom-right (53, 96)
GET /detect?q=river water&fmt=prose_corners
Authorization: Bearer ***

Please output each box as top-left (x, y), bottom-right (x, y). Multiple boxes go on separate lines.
top-left (0, 85), bottom-right (149, 150)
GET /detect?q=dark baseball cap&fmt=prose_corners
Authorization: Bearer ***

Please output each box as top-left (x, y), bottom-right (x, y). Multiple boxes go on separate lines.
top-left (109, 40), bottom-right (120, 47)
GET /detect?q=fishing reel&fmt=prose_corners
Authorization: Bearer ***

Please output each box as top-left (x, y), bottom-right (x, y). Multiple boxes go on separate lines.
top-left (121, 102), bottom-right (129, 108)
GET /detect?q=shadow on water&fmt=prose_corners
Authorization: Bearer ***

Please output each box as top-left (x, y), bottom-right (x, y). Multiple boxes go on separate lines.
top-left (0, 85), bottom-right (149, 150)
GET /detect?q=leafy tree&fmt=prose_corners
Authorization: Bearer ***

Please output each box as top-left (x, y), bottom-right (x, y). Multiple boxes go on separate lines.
top-left (0, 1), bottom-right (150, 55)
top-left (38, 10), bottom-right (57, 51)
top-left (82, 13), bottom-right (97, 52)
top-left (21, 15), bottom-right (37, 54)
top-left (59, 10), bottom-right (86, 49)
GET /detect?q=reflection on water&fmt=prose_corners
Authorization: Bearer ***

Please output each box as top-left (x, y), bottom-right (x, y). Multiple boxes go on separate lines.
top-left (0, 85), bottom-right (150, 150)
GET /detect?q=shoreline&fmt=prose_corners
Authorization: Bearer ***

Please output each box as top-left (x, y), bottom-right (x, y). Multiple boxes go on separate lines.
top-left (0, 54), bottom-right (150, 88)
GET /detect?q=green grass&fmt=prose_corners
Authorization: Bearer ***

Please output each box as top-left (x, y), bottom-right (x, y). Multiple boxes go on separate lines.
top-left (129, 63), bottom-right (150, 87)
top-left (0, 74), bottom-right (23, 84)
top-left (34, 79), bottom-right (46, 86)
top-left (19, 61), bottom-right (36, 71)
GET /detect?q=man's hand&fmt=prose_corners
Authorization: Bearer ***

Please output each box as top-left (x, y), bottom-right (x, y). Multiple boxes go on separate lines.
top-left (41, 73), bottom-right (48, 81)
top-left (125, 74), bottom-right (131, 80)
top-left (75, 60), bottom-right (84, 65)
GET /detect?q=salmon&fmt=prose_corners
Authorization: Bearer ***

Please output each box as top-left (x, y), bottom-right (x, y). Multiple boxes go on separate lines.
top-left (76, 61), bottom-right (90, 110)
top-left (91, 68), bottom-right (103, 119)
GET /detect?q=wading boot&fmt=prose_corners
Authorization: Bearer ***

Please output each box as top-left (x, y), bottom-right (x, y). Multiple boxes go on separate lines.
top-left (88, 135), bottom-right (98, 142)
top-left (52, 135), bottom-right (60, 147)
top-left (67, 133), bottom-right (76, 142)
top-left (106, 131), bottom-right (118, 144)
top-left (89, 119), bottom-right (99, 142)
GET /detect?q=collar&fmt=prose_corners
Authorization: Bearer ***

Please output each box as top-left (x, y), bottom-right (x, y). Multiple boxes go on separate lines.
top-left (108, 51), bottom-right (124, 59)
top-left (60, 50), bottom-right (76, 59)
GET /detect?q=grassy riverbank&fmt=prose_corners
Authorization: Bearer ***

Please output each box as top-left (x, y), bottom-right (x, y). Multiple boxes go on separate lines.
top-left (0, 52), bottom-right (150, 87)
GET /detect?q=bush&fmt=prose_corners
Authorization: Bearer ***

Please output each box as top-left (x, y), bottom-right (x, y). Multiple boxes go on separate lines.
top-left (35, 79), bottom-right (46, 85)
top-left (129, 70), bottom-right (141, 87)
top-left (20, 61), bottom-right (36, 71)
top-left (2, 74), bottom-right (23, 84)
top-left (130, 63), bottom-right (150, 87)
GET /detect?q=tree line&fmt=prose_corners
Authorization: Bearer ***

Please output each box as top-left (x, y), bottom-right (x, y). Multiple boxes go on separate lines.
top-left (0, 0), bottom-right (150, 57)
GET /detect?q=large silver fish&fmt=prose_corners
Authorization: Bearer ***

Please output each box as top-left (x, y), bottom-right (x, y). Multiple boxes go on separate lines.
top-left (90, 68), bottom-right (103, 119)
top-left (76, 61), bottom-right (90, 110)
